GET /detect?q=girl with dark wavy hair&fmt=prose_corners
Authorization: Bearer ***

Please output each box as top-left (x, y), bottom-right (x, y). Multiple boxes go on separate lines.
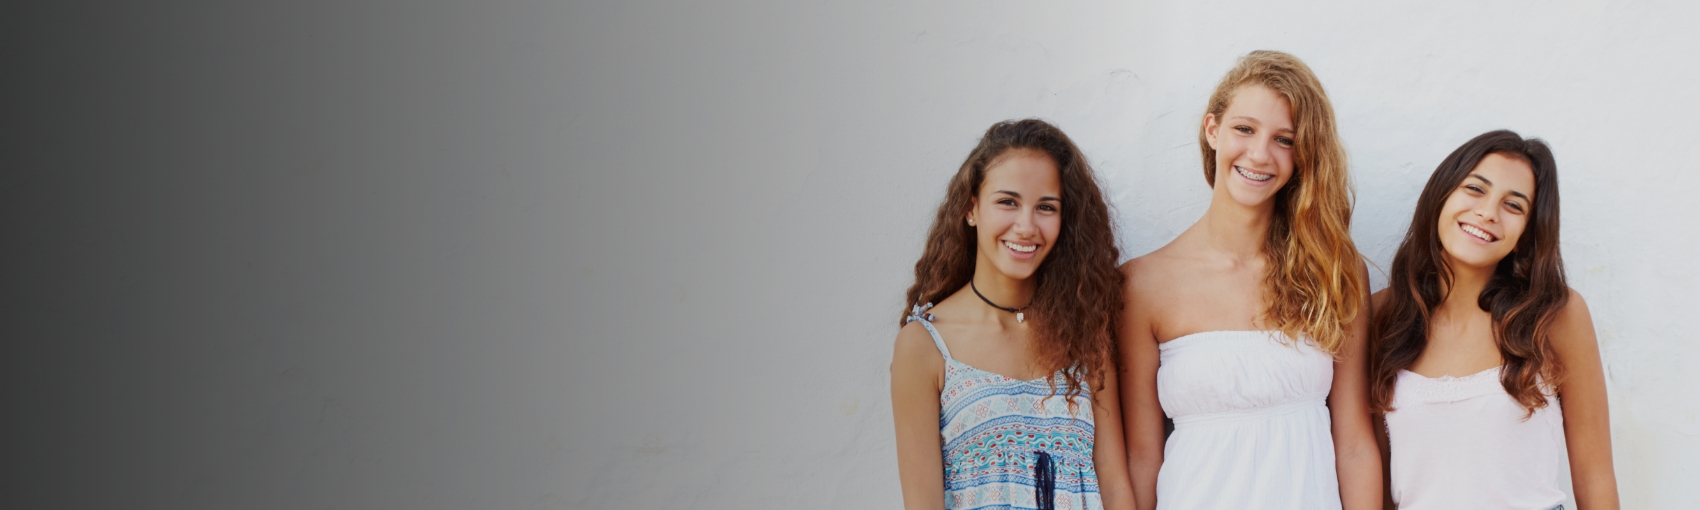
top-left (1369, 130), bottom-right (1618, 509)
top-left (891, 119), bottom-right (1134, 510)
top-left (1118, 50), bottom-right (1381, 509)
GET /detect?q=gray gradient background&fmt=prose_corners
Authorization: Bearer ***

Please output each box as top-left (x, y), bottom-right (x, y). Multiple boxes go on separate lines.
top-left (5, 1), bottom-right (1699, 508)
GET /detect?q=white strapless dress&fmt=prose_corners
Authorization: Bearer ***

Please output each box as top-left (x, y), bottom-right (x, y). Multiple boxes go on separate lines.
top-left (1155, 331), bottom-right (1341, 509)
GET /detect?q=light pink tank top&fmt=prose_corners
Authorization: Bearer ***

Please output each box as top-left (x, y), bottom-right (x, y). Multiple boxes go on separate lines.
top-left (1385, 366), bottom-right (1568, 510)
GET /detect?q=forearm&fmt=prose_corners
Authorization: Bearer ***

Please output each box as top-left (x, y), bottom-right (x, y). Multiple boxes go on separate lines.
top-left (1568, 450), bottom-right (1619, 510)
top-left (1096, 473), bottom-right (1137, 510)
top-left (1335, 437), bottom-right (1383, 510)
top-left (1126, 453), bottom-right (1160, 510)
top-left (898, 484), bottom-right (946, 510)
top-left (1371, 415), bottom-right (1395, 510)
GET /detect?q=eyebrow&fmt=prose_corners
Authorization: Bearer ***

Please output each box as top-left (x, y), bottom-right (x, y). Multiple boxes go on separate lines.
top-left (1228, 116), bottom-right (1294, 133)
top-left (1467, 174), bottom-right (1532, 202)
top-left (994, 190), bottom-right (1062, 202)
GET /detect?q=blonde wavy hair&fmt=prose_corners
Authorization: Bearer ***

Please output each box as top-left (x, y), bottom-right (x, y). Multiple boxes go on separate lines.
top-left (1199, 50), bottom-right (1363, 355)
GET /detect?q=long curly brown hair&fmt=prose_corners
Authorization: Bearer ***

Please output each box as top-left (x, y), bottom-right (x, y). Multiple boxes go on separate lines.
top-left (899, 119), bottom-right (1123, 402)
top-left (1369, 130), bottom-right (1569, 416)
top-left (1199, 50), bottom-right (1364, 355)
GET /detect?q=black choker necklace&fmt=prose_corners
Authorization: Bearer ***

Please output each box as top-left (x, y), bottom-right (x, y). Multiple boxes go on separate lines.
top-left (970, 279), bottom-right (1029, 323)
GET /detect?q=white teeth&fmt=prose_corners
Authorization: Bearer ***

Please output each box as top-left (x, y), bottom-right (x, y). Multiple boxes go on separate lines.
top-left (1461, 223), bottom-right (1494, 242)
top-left (1003, 241), bottom-right (1037, 253)
top-left (1235, 166), bottom-right (1273, 181)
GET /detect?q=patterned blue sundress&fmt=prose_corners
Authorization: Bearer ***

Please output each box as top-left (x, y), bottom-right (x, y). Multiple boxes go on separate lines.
top-left (907, 303), bottom-right (1103, 510)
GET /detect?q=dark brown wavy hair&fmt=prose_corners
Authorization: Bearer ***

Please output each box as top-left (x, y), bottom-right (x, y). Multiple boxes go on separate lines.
top-left (1369, 130), bottom-right (1569, 415)
top-left (1199, 50), bottom-right (1363, 355)
top-left (899, 119), bottom-right (1123, 402)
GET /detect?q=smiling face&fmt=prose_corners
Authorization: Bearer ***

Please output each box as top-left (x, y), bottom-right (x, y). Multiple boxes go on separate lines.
top-left (1204, 85), bottom-right (1296, 209)
top-left (966, 149), bottom-right (1063, 282)
top-left (1436, 152), bottom-right (1536, 271)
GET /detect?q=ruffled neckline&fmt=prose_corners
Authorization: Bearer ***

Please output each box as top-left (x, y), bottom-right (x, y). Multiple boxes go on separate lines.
top-left (1395, 366), bottom-right (1505, 404)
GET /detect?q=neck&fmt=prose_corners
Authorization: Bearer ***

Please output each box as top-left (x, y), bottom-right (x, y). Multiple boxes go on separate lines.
top-left (1437, 257), bottom-right (1495, 319)
top-left (1199, 188), bottom-right (1274, 259)
top-left (970, 263), bottom-right (1034, 311)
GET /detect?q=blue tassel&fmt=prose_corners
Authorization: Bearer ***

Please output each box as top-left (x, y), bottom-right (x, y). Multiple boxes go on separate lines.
top-left (1034, 450), bottom-right (1055, 510)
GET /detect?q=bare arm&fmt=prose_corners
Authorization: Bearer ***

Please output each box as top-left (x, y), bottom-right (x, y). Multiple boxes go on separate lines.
top-left (1552, 290), bottom-right (1619, 510)
top-left (1118, 263), bottom-right (1164, 510)
top-left (1092, 368), bottom-right (1137, 510)
top-left (1332, 263), bottom-right (1383, 509)
top-left (1371, 413), bottom-right (1394, 510)
top-left (1368, 289), bottom-right (1396, 510)
top-left (891, 323), bottom-right (947, 510)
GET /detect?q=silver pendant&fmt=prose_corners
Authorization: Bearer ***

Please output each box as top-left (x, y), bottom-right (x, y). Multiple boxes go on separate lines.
top-left (1016, 312), bottom-right (1025, 323)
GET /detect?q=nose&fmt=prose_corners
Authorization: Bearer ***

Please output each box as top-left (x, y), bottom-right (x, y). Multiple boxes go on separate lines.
top-left (1472, 198), bottom-right (1499, 223)
top-left (1011, 207), bottom-right (1038, 235)
top-left (1245, 135), bottom-right (1273, 166)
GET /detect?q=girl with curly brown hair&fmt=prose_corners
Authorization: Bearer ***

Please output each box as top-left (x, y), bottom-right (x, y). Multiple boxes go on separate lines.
top-left (1117, 51), bottom-right (1381, 509)
top-left (891, 119), bottom-right (1134, 510)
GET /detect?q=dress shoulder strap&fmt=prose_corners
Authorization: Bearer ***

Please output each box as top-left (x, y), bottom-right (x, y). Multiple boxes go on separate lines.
top-left (904, 302), bottom-right (952, 359)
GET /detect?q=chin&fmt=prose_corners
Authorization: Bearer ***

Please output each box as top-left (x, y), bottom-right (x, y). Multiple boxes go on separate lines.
top-left (1464, 254), bottom-right (1509, 269)
top-left (1000, 267), bottom-right (1040, 281)
top-left (992, 260), bottom-right (1042, 281)
top-left (1440, 246), bottom-right (1507, 270)
top-left (1227, 186), bottom-right (1279, 208)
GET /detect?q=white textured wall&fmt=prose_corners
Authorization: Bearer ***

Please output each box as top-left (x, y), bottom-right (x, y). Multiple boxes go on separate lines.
top-left (8, 1), bottom-right (1698, 509)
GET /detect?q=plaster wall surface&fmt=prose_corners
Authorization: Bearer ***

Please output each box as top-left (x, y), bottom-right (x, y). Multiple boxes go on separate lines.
top-left (6, 1), bottom-right (1698, 509)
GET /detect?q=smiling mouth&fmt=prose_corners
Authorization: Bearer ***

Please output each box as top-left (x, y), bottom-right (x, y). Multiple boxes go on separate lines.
top-left (1235, 166), bottom-right (1274, 182)
top-left (1460, 222), bottom-right (1498, 242)
top-left (1002, 240), bottom-right (1038, 253)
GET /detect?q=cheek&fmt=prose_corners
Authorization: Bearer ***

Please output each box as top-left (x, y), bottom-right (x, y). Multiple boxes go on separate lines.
top-left (977, 221), bottom-right (1001, 244)
top-left (1039, 216), bottom-right (1063, 243)
top-left (1502, 217), bottom-right (1530, 246)
top-left (1436, 193), bottom-right (1471, 225)
top-left (1212, 135), bottom-right (1238, 161)
top-left (1434, 205), bottom-right (1455, 231)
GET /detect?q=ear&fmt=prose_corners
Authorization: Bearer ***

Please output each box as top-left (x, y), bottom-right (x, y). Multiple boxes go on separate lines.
top-left (1203, 113), bottom-right (1221, 151)
top-left (966, 197), bottom-right (978, 226)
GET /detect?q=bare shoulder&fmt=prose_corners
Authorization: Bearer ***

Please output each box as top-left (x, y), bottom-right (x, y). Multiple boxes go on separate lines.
top-left (1352, 257), bottom-right (1371, 299)
top-left (1117, 252), bottom-right (1149, 280)
top-left (1559, 288), bottom-right (1594, 322)
top-left (1118, 252), bottom-right (1169, 318)
top-left (891, 320), bottom-right (947, 394)
top-left (1539, 287), bottom-right (1604, 374)
top-left (1370, 287), bottom-right (1390, 311)
top-left (1118, 254), bottom-right (1147, 295)
top-left (1120, 245), bottom-right (1187, 291)
top-left (1551, 288), bottom-right (1598, 348)
top-left (893, 320), bottom-right (945, 364)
